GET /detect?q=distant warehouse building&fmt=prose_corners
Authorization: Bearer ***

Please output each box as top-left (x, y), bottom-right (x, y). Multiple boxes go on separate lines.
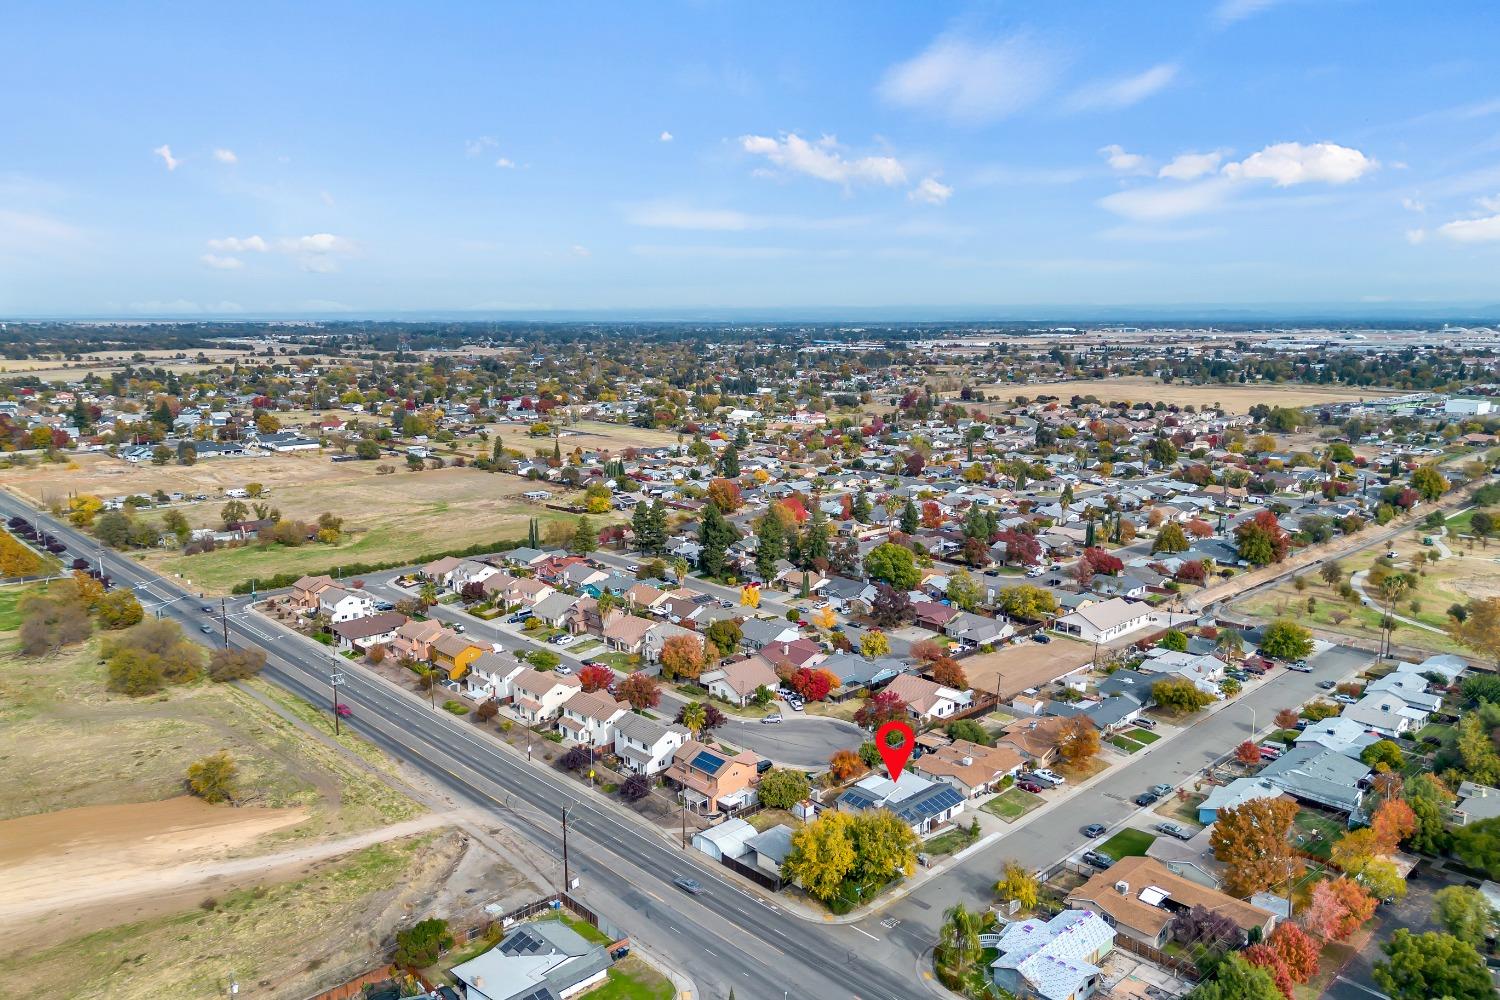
top-left (1444, 397), bottom-right (1494, 416)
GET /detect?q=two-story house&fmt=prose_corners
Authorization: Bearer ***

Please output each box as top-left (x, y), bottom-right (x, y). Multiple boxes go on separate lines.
top-left (509, 668), bottom-right (583, 724)
top-left (391, 618), bottom-right (444, 662)
top-left (665, 740), bottom-right (762, 814)
top-left (557, 690), bottom-right (630, 748)
top-left (318, 585), bottom-right (376, 624)
top-left (613, 714), bottom-right (691, 776)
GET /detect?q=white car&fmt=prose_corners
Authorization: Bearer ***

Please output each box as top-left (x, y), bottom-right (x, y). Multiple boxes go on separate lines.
top-left (1032, 769), bottom-right (1066, 786)
top-left (552, 634), bottom-right (575, 647)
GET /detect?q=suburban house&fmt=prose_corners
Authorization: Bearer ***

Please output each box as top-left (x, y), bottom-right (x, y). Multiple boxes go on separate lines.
top-left (1453, 782), bottom-right (1500, 826)
top-left (482, 572), bottom-right (556, 608)
top-left (448, 919), bottom-right (610, 1000)
top-left (912, 739), bottom-right (1025, 799)
top-left (568, 596), bottom-right (623, 636)
top-left (999, 716), bottom-right (1092, 768)
top-left (391, 618), bottom-right (444, 662)
top-left (1052, 598), bottom-right (1153, 644)
top-left (989, 909), bottom-right (1115, 1000)
top-left (317, 585), bottom-right (376, 624)
top-left (755, 637), bottom-right (825, 671)
top-left (1342, 686), bottom-right (1436, 737)
top-left (665, 740), bottom-right (761, 814)
top-left (740, 617), bottom-right (802, 650)
top-left (1067, 856), bottom-right (1278, 949)
top-left (529, 592), bottom-right (580, 629)
top-left (945, 610), bottom-right (1015, 647)
top-left (602, 614), bottom-right (654, 655)
top-left (557, 690), bottom-right (630, 748)
top-left (420, 555), bottom-right (464, 586)
top-left (290, 574), bottom-right (340, 610)
top-left (464, 650), bottom-right (528, 703)
top-left (330, 611), bottom-right (406, 653)
top-left (834, 771), bottom-right (966, 835)
top-left (1259, 744), bottom-right (1370, 816)
top-left (912, 601), bottom-right (961, 632)
top-left (883, 673), bottom-right (971, 722)
top-left (432, 632), bottom-right (487, 680)
top-left (1138, 649), bottom-right (1227, 694)
top-left (1196, 778), bottom-right (1289, 825)
top-left (509, 668), bottom-right (583, 724)
top-left (612, 714), bottom-right (691, 776)
top-left (701, 656), bottom-right (778, 708)
top-left (1293, 716), bottom-right (1379, 758)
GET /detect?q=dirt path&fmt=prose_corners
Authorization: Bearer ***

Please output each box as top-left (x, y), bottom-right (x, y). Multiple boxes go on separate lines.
top-left (0, 799), bottom-right (452, 928)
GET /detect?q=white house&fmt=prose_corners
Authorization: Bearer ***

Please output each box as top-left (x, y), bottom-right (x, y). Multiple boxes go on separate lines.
top-left (508, 668), bottom-right (582, 724)
top-left (883, 673), bottom-right (971, 722)
top-left (613, 713), bottom-right (690, 776)
top-left (1052, 598), bottom-right (1153, 644)
top-left (990, 909), bottom-right (1115, 1000)
top-left (317, 585), bottom-right (376, 623)
top-left (556, 690), bottom-right (629, 748)
top-left (464, 651), bottom-right (528, 702)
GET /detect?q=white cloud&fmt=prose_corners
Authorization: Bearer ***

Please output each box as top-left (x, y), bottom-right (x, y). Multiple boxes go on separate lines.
top-left (1405, 228), bottom-right (1428, 245)
top-left (1221, 141), bottom-right (1376, 186)
top-left (628, 205), bottom-right (758, 230)
top-left (909, 176), bottom-right (954, 206)
top-left (659, 131), bottom-right (674, 142)
top-left (1066, 63), bottom-right (1178, 112)
top-left (1099, 177), bottom-right (1238, 221)
top-left (1401, 197), bottom-right (1427, 213)
top-left (1214, 0), bottom-right (1286, 26)
top-left (1479, 194), bottom-right (1500, 213)
top-left (152, 144), bottom-right (180, 171)
top-left (739, 133), bottom-right (906, 187)
top-left (206, 235), bottom-right (269, 253)
top-left (1159, 150), bottom-right (1225, 181)
top-left (465, 136), bottom-right (498, 156)
top-left (570, 245), bottom-right (591, 257)
top-left (212, 148), bottom-right (237, 164)
top-left (1437, 214), bottom-right (1500, 243)
top-left (201, 253), bottom-right (244, 270)
top-left (278, 233), bottom-right (355, 271)
top-left (878, 32), bottom-right (1060, 124)
top-left (495, 157), bottom-right (516, 168)
top-left (1100, 144), bottom-right (1149, 174)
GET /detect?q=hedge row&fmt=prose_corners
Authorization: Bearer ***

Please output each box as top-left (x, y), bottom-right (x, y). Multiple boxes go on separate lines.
top-left (230, 536), bottom-right (527, 594)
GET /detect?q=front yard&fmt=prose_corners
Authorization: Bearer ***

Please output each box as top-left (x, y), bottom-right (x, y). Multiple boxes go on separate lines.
top-left (1097, 828), bottom-right (1157, 860)
top-left (982, 786), bottom-right (1045, 823)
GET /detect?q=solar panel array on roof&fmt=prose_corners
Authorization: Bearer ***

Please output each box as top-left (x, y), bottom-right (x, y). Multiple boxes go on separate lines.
top-left (897, 785), bottom-right (965, 822)
top-left (515, 989), bottom-right (556, 1000)
top-left (691, 750), bottom-right (727, 774)
top-left (498, 929), bottom-right (544, 955)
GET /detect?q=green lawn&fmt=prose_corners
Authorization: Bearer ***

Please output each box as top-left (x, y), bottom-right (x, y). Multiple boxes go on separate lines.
top-left (556, 912), bottom-right (614, 946)
top-left (982, 786), bottom-right (1044, 823)
top-left (0, 585), bottom-right (34, 630)
top-left (586, 957), bottom-right (675, 1000)
top-left (1292, 810), bottom-right (1345, 859)
top-left (923, 825), bottom-right (980, 856)
top-left (1125, 728), bottom-right (1160, 744)
top-left (1097, 828), bottom-right (1157, 860)
top-left (1415, 722), bottom-right (1456, 746)
top-left (1109, 735), bottom-right (1145, 754)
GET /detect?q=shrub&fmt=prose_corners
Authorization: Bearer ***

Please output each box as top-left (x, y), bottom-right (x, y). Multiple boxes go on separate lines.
top-left (186, 751), bottom-right (237, 804)
top-left (442, 700), bottom-right (468, 715)
top-left (208, 647), bottom-right (267, 682)
top-left (394, 918), bottom-right (453, 967)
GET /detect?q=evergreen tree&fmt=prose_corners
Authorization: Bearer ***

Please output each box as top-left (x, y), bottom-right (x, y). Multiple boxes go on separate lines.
top-left (1060, 483), bottom-right (1074, 507)
top-left (734, 425), bottom-right (749, 448)
top-left (803, 506), bottom-right (831, 567)
top-left (852, 488), bottom-right (872, 524)
top-left (754, 512), bottom-right (786, 582)
top-left (569, 516), bottom-right (595, 554)
top-left (698, 501), bottom-right (739, 578)
top-left (720, 445), bottom-right (740, 479)
top-left (900, 499), bottom-right (919, 535)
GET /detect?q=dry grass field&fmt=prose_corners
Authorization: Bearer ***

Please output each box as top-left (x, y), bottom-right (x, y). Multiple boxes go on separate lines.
top-left (482, 416), bottom-right (684, 454)
top-left (4, 453), bottom-right (610, 593)
top-left (967, 376), bottom-right (1408, 413)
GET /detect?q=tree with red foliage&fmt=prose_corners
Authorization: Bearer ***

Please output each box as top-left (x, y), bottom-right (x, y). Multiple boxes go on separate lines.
top-left (921, 501), bottom-right (943, 530)
top-left (1242, 944), bottom-right (1295, 1000)
top-left (1235, 510), bottom-right (1291, 566)
top-left (854, 689), bottom-right (908, 730)
top-left (790, 667), bottom-right (835, 702)
top-left (997, 529), bottom-right (1042, 567)
top-left (616, 671), bottom-right (661, 710)
top-left (1267, 923), bottom-right (1320, 984)
top-left (910, 639), bottom-right (945, 663)
top-left (871, 584), bottom-right (911, 627)
top-left (1083, 547), bottom-right (1124, 576)
top-left (904, 451), bottom-right (925, 477)
top-left (1274, 707), bottom-right (1301, 729)
top-left (1186, 518), bottom-right (1215, 539)
top-left (931, 657), bottom-right (968, 689)
top-left (1395, 487), bottom-right (1419, 509)
top-left (778, 496), bottom-right (809, 524)
top-left (577, 663), bottom-right (615, 693)
top-left (1072, 558), bottom-right (1095, 587)
top-left (839, 494), bottom-right (853, 520)
top-left (1235, 740), bottom-right (1263, 765)
top-left (1176, 560), bottom-right (1207, 585)
top-left (1303, 878), bottom-right (1377, 943)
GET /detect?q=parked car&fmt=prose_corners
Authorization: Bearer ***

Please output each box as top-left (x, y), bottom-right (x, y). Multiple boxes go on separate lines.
top-left (550, 634), bottom-right (574, 646)
top-left (1334, 693), bottom-right (1357, 705)
top-left (1082, 823), bottom-right (1107, 838)
top-left (762, 712), bottom-right (783, 724)
top-left (1033, 633), bottom-right (1052, 644)
top-left (555, 664), bottom-right (574, 676)
top-left (1288, 660), bottom-right (1313, 672)
top-left (1133, 717), bottom-right (1157, 730)
top-left (1157, 823), bottom-right (1192, 841)
top-left (1257, 743), bottom-right (1284, 759)
top-left (1150, 784), bottom-right (1173, 797)
top-left (788, 699), bottom-right (804, 713)
top-left (1081, 850), bottom-right (1114, 869)
top-left (1032, 769), bottom-right (1066, 786)
top-left (1018, 780), bottom-right (1045, 793)
top-left (1317, 679), bottom-right (1337, 690)
top-left (451, 623), bottom-right (466, 634)
top-left (506, 613), bottom-right (529, 624)
top-left (1135, 790), bottom-right (1163, 806)
top-left (673, 877), bottom-right (704, 895)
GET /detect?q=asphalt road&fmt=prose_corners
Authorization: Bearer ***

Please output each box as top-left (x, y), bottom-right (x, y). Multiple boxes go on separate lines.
top-left (0, 491), bottom-right (924, 1000)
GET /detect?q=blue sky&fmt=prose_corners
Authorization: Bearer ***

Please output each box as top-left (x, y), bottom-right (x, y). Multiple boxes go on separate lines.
top-left (5, 0), bottom-right (1500, 317)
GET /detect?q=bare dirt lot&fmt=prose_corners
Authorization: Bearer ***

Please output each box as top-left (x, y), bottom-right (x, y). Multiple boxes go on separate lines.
top-left (970, 376), bottom-right (1408, 413)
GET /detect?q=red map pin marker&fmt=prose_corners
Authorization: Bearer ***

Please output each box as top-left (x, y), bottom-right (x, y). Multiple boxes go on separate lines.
top-left (874, 720), bottom-right (916, 782)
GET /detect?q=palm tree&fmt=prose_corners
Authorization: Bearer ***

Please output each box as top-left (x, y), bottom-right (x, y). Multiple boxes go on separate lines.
top-left (1216, 630), bottom-right (1244, 662)
top-left (940, 903), bottom-right (982, 978)
top-left (680, 701), bottom-right (707, 737)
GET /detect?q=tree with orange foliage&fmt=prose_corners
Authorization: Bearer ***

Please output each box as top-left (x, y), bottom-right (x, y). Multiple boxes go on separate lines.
top-left (616, 671), bottom-right (661, 710)
top-left (1266, 923), bottom-right (1320, 984)
top-left (1302, 878), bottom-right (1377, 943)
top-left (659, 634), bottom-right (706, 681)
top-left (1274, 708), bottom-right (1301, 730)
top-left (1370, 797), bottom-right (1416, 853)
top-left (829, 749), bottom-right (865, 782)
top-left (706, 477), bottom-right (743, 513)
top-left (1235, 740), bottom-right (1264, 765)
top-left (1211, 797), bottom-right (1304, 897)
top-left (1057, 718), bottom-right (1100, 766)
top-left (812, 606), bottom-right (838, 630)
top-left (931, 656), bottom-right (968, 689)
top-left (1242, 944), bottom-right (1295, 1000)
top-left (921, 501), bottom-right (943, 530)
top-left (910, 639), bottom-right (945, 663)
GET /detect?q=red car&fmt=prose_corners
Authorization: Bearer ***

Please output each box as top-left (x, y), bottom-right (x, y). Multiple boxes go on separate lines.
top-left (334, 703), bottom-right (352, 717)
top-left (1018, 780), bottom-right (1045, 793)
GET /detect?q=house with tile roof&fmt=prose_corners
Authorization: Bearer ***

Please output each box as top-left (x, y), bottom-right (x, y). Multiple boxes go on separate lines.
top-left (556, 690), bottom-right (629, 747)
top-left (702, 656), bottom-right (779, 707)
top-left (290, 574), bottom-right (339, 610)
top-left (432, 631), bottom-right (486, 680)
top-left (464, 650), bottom-right (528, 703)
top-left (391, 618), bottom-right (444, 661)
top-left (331, 610), bottom-right (407, 653)
top-left (913, 739), bottom-right (1024, 798)
top-left (883, 673), bottom-right (971, 722)
top-left (989, 909), bottom-right (1114, 1000)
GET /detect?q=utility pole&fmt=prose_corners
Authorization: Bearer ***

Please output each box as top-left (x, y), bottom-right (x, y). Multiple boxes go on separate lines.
top-left (329, 671), bottom-right (345, 736)
top-left (561, 805), bottom-right (573, 897)
top-left (220, 596), bottom-right (228, 647)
